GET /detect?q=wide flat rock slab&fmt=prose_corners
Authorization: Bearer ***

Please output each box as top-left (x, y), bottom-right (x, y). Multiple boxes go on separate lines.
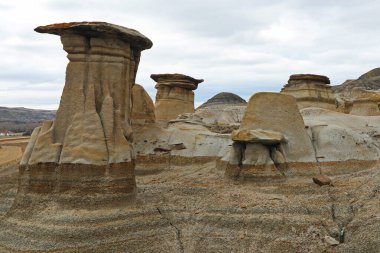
top-left (231, 129), bottom-right (286, 144)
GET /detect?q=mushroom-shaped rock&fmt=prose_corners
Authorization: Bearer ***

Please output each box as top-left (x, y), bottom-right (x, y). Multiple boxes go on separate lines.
top-left (281, 74), bottom-right (336, 111)
top-left (226, 92), bottom-right (316, 180)
top-left (1, 22), bottom-right (152, 252)
top-left (152, 73), bottom-right (203, 121)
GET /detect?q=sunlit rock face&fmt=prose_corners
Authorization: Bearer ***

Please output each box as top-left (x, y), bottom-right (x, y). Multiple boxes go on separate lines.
top-left (131, 84), bottom-right (156, 125)
top-left (0, 22), bottom-right (152, 252)
top-left (281, 74), bottom-right (337, 111)
top-left (152, 73), bottom-right (203, 121)
top-left (226, 92), bottom-right (317, 180)
top-left (19, 22), bottom-right (152, 195)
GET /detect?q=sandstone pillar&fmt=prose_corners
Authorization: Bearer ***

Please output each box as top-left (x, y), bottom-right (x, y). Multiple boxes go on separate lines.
top-left (19, 22), bottom-right (152, 196)
top-left (151, 73), bottom-right (203, 121)
top-left (281, 74), bottom-right (337, 110)
top-left (0, 22), bottom-right (153, 252)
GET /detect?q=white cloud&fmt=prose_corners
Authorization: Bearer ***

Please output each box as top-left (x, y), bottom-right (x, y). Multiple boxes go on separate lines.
top-left (257, 14), bottom-right (321, 47)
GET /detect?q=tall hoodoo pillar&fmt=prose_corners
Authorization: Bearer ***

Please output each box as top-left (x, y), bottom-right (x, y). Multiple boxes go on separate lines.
top-left (151, 73), bottom-right (203, 121)
top-left (20, 22), bottom-right (152, 195)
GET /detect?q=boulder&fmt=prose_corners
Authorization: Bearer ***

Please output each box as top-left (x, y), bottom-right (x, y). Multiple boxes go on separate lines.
top-left (312, 174), bottom-right (332, 186)
top-left (226, 92), bottom-right (316, 180)
top-left (240, 92), bottom-right (316, 163)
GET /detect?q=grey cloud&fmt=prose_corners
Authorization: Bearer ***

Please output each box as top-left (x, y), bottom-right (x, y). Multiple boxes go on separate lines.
top-left (2, 0), bottom-right (380, 109)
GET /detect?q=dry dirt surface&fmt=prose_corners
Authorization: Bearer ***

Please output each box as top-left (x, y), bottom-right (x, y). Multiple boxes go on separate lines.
top-left (0, 159), bottom-right (379, 252)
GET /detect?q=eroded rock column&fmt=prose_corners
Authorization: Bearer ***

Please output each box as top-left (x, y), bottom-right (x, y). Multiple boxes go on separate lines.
top-left (151, 73), bottom-right (203, 121)
top-left (20, 22), bottom-right (152, 196)
top-left (281, 74), bottom-right (337, 110)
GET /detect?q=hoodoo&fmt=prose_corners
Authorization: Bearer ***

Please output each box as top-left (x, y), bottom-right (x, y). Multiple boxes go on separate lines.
top-left (0, 22), bottom-right (152, 251)
top-left (281, 74), bottom-right (336, 110)
top-left (152, 73), bottom-right (203, 121)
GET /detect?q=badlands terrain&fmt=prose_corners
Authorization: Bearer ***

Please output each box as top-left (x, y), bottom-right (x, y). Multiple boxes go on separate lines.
top-left (0, 21), bottom-right (379, 252)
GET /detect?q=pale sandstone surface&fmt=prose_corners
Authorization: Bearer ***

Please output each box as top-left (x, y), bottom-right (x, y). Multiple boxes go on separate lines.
top-left (302, 107), bottom-right (380, 162)
top-left (238, 92), bottom-right (316, 163)
top-left (131, 84), bottom-right (155, 125)
top-left (153, 73), bottom-right (203, 121)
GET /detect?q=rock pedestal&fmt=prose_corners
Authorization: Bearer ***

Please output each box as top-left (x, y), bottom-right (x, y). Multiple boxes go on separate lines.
top-left (226, 92), bottom-right (316, 180)
top-left (281, 74), bottom-right (337, 110)
top-left (152, 73), bottom-right (203, 121)
top-left (19, 22), bottom-right (152, 196)
top-left (0, 22), bottom-right (152, 251)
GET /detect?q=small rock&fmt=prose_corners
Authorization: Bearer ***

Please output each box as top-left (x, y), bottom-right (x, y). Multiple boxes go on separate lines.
top-left (153, 147), bottom-right (171, 153)
top-left (324, 235), bottom-right (339, 246)
top-left (169, 143), bottom-right (186, 150)
top-left (240, 203), bottom-right (247, 209)
top-left (313, 174), bottom-right (332, 186)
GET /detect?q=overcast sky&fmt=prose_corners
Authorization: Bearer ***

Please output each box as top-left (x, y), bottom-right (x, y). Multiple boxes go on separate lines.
top-left (1, 0), bottom-right (380, 109)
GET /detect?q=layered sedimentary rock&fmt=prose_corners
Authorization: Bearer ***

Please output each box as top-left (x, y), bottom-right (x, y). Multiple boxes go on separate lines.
top-left (333, 68), bottom-right (380, 115)
top-left (348, 89), bottom-right (380, 116)
top-left (226, 92), bottom-right (316, 180)
top-left (0, 22), bottom-right (152, 252)
top-left (281, 74), bottom-right (337, 110)
top-left (334, 84), bottom-right (380, 116)
top-left (152, 73), bottom-right (203, 121)
top-left (131, 84), bottom-right (155, 124)
top-left (19, 22), bottom-right (152, 195)
top-left (333, 67), bottom-right (380, 93)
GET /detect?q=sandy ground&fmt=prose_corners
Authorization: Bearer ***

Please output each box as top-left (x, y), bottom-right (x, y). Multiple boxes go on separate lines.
top-left (0, 158), bottom-right (378, 252)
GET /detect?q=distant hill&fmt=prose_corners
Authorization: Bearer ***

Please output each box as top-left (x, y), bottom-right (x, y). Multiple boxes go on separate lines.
top-left (0, 107), bottom-right (56, 133)
top-left (333, 68), bottom-right (380, 92)
top-left (197, 92), bottom-right (247, 109)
